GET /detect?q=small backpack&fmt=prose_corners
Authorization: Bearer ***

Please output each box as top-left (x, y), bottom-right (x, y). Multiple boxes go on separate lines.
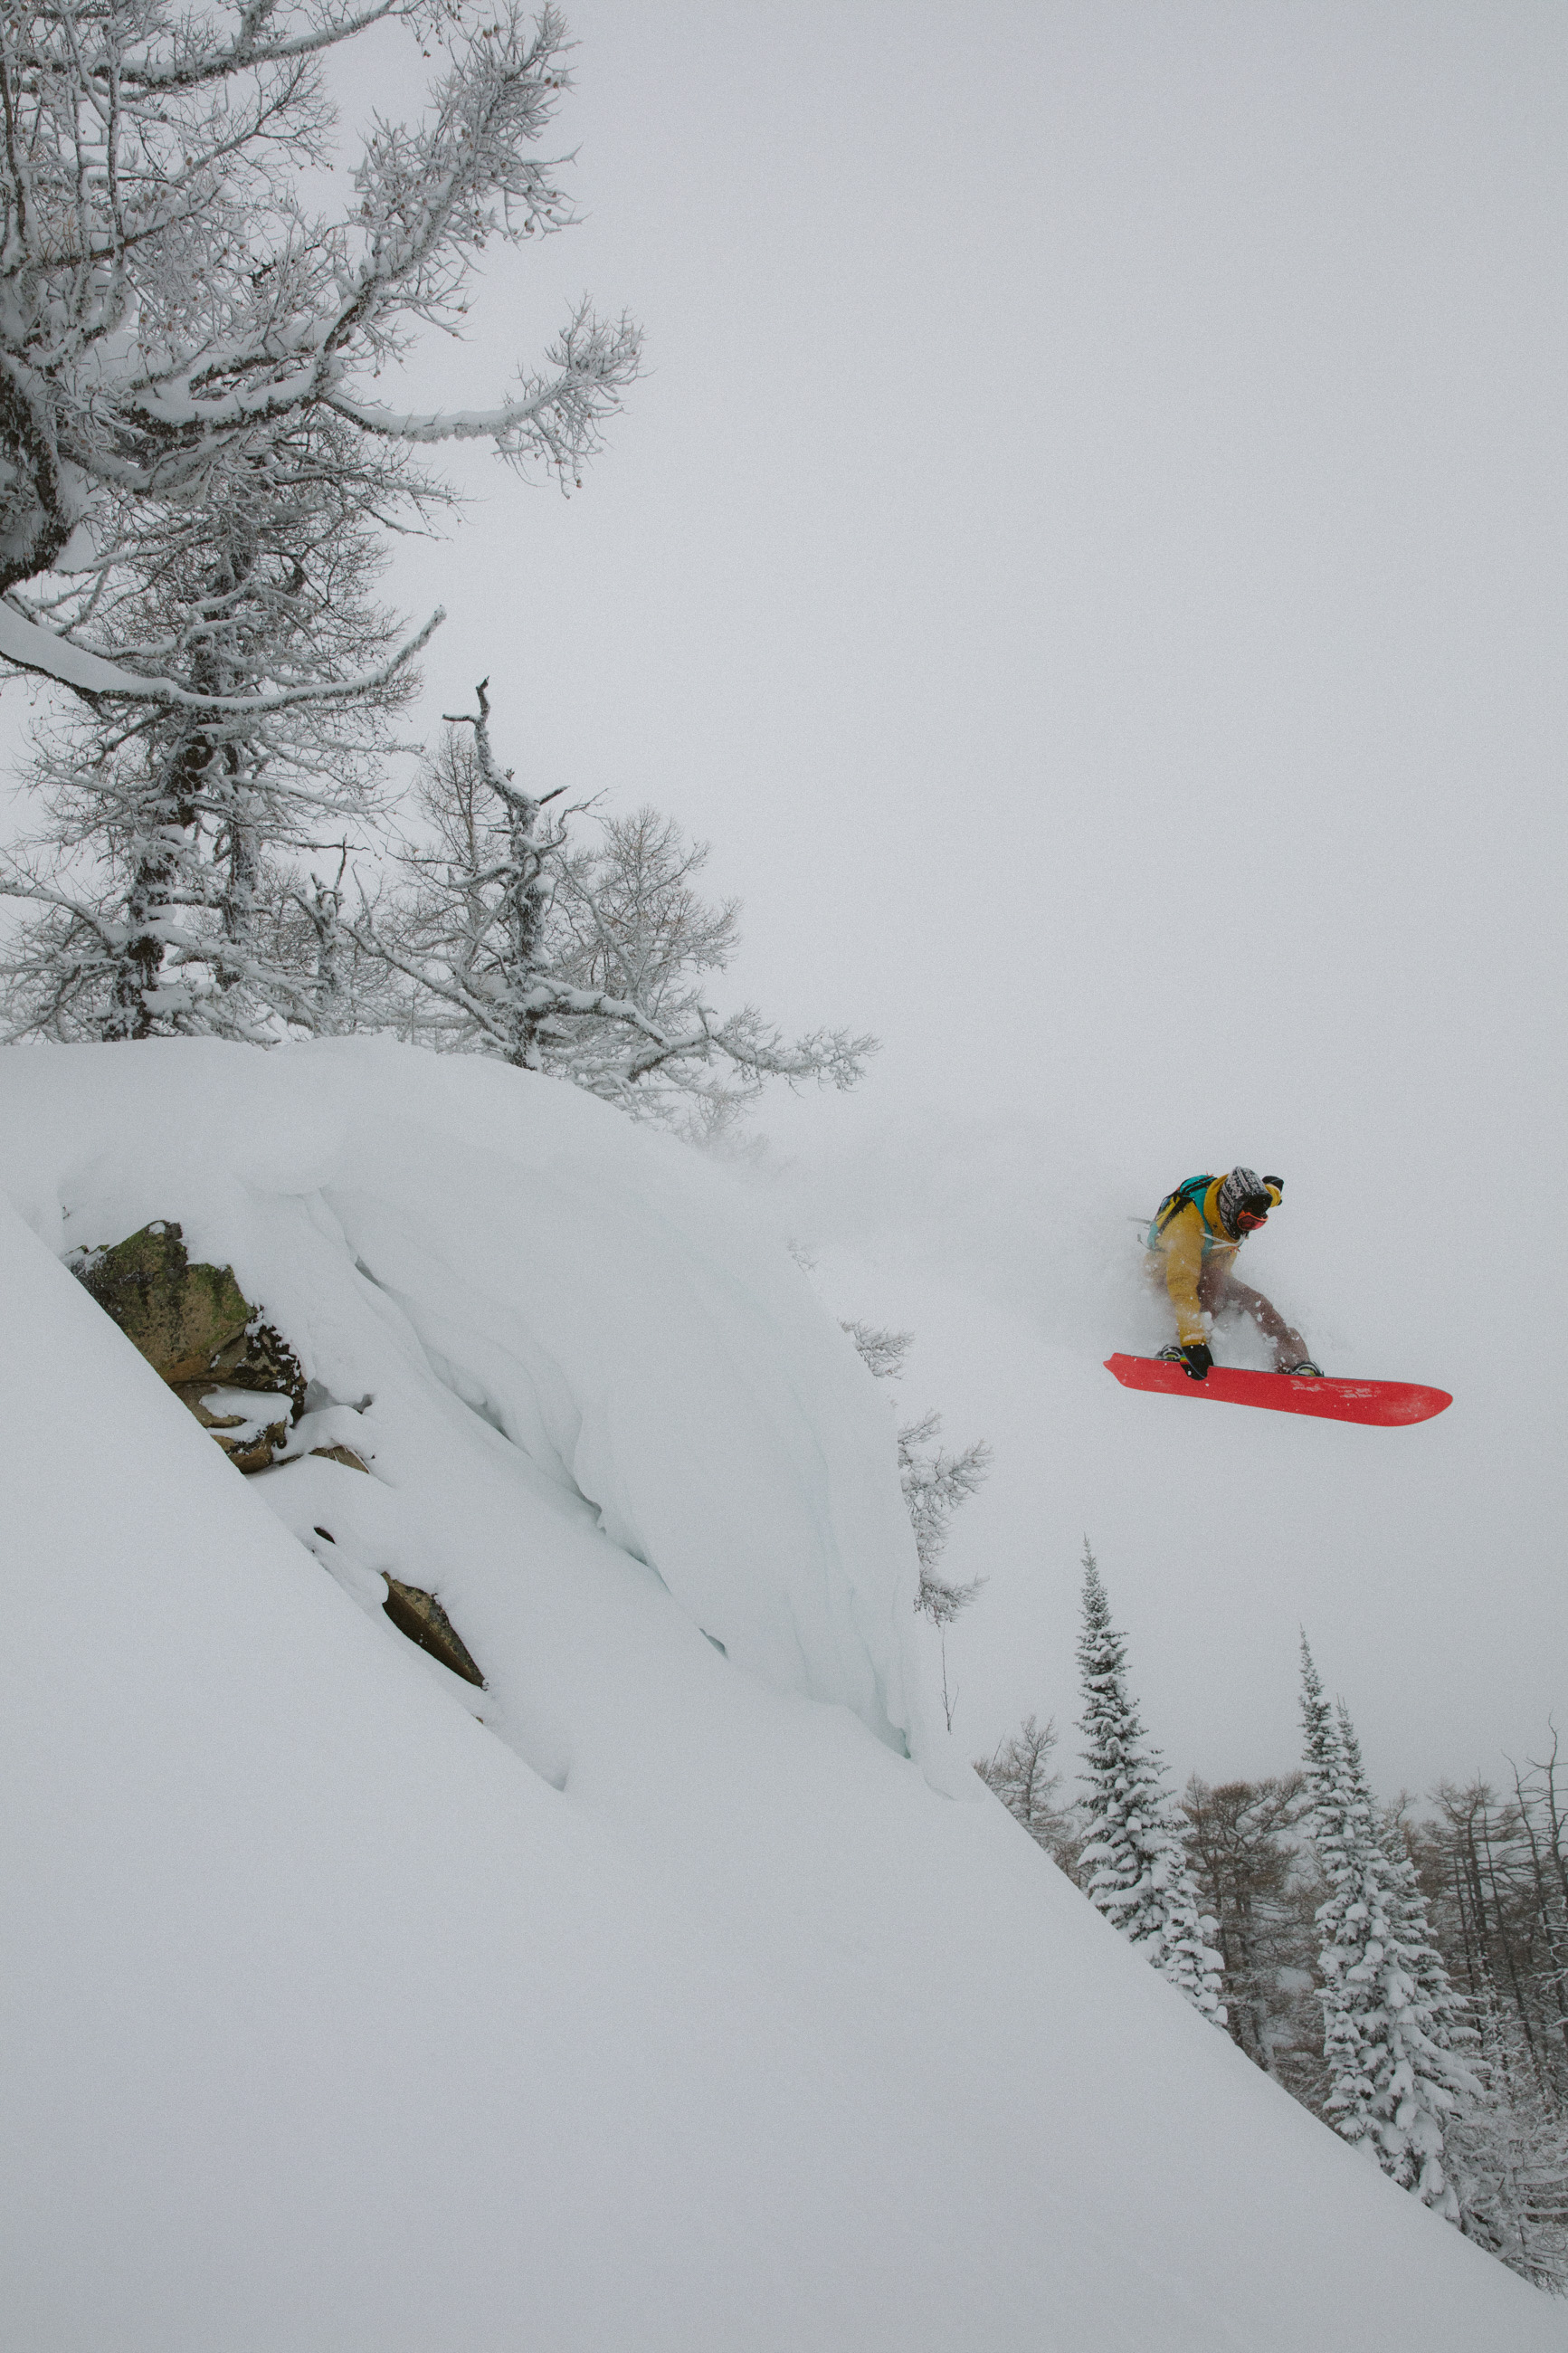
top-left (1146, 1174), bottom-right (1219, 1252)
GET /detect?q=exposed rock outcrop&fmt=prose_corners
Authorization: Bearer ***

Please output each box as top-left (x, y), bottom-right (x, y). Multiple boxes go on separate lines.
top-left (72, 1221), bottom-right (303, 1469)
top-left (172, 1385), bottom-right (293, 1475)
top-left (72, 1220), bottom-right (485, 1685)
top-left (309, 1443), bottom-right (371, 1473)
top-left (72, 1220), bottom-right (250, 1382)
top-left (383, 1578), bottom-right (488, 1689)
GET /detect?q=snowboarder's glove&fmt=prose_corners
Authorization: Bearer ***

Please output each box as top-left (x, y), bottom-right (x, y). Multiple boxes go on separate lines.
top-left (1180, 1342), bottom-right (1212, 1381)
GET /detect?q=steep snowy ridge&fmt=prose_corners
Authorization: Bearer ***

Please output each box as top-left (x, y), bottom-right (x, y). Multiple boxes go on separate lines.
top-left (0, 1038), bottom-right (941, 1775)
top-left (1, 1041), bottom-right (1560, 2351)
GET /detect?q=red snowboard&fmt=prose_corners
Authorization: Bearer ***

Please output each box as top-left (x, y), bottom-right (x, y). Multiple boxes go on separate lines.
top-left (1104, 1354), bottom-right (1452, 1428)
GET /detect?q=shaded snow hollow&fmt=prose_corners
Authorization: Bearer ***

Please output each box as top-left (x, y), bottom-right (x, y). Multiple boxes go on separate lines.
top-left (0, 1040), bottom-right (1559, 2353)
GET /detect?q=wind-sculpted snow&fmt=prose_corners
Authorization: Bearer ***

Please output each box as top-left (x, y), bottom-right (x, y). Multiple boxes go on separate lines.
top-left (0, 1037), bottom-right (940, 1772)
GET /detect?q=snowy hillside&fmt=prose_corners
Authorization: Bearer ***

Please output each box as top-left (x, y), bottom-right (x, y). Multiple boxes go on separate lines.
top-left (1, 1040), bottom-right (1559, 2352)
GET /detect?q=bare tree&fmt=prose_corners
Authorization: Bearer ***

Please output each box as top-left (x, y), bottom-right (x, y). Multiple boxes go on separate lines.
top-left (1415, 1768), bottom-right (1568, 2106)
top-left (838, 1316), bottom-right (990, 1626)
top-left (368, 683), bottom-right (571, 1068)
top-left (1182, 1775), bottom-right (1320, 2087)
top-left (1448, 1992), bottom-right (1568, 2293)
top-left (896, 1408), bottom-right (993, 1622)
top-left (367, 688), bottom-right (877, 1122)
top-left (839, 1320), bottom-right (914, 1382)
top-left (976, 1715), bottom-right (1082, 1876)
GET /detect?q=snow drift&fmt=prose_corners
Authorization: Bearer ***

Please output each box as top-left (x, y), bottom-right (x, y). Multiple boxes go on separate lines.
top-left (0, 1037), bottom-right (939, 1773)
top-left (0, 1039), bottom-right (1559, 2352)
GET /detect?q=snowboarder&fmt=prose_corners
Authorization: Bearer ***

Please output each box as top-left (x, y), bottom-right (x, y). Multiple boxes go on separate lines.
top-left (1145, 1169), bottom-right (1321, 1381)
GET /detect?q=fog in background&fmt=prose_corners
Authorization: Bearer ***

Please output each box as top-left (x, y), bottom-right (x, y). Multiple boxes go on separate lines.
top-left (5, 3), bottom-right (1564, 1793)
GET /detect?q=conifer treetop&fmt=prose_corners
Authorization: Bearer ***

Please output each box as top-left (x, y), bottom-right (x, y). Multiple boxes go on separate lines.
top-left (1076, 1544), bottom-right (1226, 2027)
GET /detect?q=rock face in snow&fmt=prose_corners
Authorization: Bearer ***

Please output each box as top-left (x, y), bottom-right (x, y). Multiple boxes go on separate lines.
top-left (2, 1039), bottom-right (1563, 2353)
top-left (380, 1573), bottom-right (488, 1688)
top-left (73, 1217), bottom-right (304, 1469)
top-left (74, 1219), bottom-right (253, 1383)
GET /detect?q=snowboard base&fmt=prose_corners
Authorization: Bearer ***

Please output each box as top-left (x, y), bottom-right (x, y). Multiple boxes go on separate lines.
top-left (1104, 1354), bottom-right (1451, 1427)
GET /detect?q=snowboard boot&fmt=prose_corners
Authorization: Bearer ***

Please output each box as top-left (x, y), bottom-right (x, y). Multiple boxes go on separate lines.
top-left (1278, 1358), bottom-right (1323, 1377)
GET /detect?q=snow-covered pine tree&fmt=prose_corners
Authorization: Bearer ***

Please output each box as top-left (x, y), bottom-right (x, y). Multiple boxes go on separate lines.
top-left (1298, 1638), bottom-right (1476, 2218)
top-left (367, 689), bottom-right (877, 1124)
top-left (1076, 1547), bottom-right (1226, 2025)
top-left (1347, 1707), bottom-right (1482, 2196)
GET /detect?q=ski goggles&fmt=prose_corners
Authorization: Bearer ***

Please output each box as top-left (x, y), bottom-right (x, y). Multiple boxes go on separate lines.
top-left (1234, 1206), bottom-right (1269, 1233)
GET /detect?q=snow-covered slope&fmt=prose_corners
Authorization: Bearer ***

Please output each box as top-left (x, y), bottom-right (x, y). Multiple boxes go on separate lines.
top-left (1, 1041), bottom-right (1559, 2352)
top-left (0, 1038), bottom-right (941, 1775)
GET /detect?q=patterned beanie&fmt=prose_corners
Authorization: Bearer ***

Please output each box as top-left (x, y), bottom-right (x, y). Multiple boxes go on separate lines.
top-left (1217, 1167), bottom-right (1269, 1238)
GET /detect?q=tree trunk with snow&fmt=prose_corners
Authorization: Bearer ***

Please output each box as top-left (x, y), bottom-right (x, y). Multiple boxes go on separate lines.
top-left (1, 433), bottom-right (415, 1041)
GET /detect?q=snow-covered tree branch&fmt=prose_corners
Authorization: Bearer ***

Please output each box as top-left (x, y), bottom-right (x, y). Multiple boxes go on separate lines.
top-left (840, 1316), bottom-right (989, 1625)
top-left (896, 1408), bottom-right (992, 1622)
top-left (361, 688), bottom-right (877, 1129)
top-left (0, 2), bottom-right (640, 703)
top-left (0, 418), bottom-right (423, 1037)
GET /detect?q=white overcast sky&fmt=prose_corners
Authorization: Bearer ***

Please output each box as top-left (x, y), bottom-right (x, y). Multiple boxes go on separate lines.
top-left (370, 0), bottom-right (1566, 1161)
top-left (6, 2), bottom-right (1565, 1793)
top-left (347, 1), bottom-right (1566, 1794)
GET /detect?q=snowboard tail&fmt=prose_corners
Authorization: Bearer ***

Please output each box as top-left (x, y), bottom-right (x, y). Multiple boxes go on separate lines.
top-left (1104, 1354), bottom-right (1451, 1427)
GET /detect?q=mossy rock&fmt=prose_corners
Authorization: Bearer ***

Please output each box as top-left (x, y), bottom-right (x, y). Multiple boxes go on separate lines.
top-left (74, 1221), bottom-right (252, 1384)
top-left (71, 1219), bottom-right (306, 1461)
